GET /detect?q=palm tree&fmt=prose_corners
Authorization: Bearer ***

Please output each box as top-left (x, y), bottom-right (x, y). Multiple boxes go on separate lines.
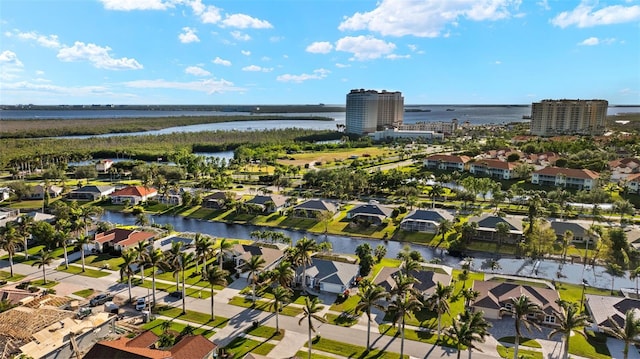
top-left (613, 199), bottom-right (635, 224)
top-left (446, 309), bottom-right (492, 359)
top-left (142, 248), bottom-right (167, 306)
top-left (202, 265), bottom-right (229, 321)
top-left (426, 282), bottom-right (454, 342)
top-left (75, 234), bottom-right (92, 272)
top-left (243, 255), bottom-right (265, 303)
top-left (135, 213), bottom-right (150, 227)
top-left (388, 292), bottom-right (422, 358)
top-left (17, 214), bottom-right (34, 260)
top-left (630, 266), bottom-right (640, 298)
top-left (495, 221), bottom-right (510, 248)
top-left (53, 229), bottom-right (71, 270)
top-left (31, 249), bottom-right (54, 284)
top-left (437, 219), bottom-right (453, 248)
top-left (120, 249), bottom-right (137, 303)
top-left (178, 251), bottom-right (195, 314)
top-left (298, 296), bottom-right (326, 359)
top-left (355, 283), bottom-right (388, 350)
top-left (462, 288), bottom-right (480, 309)
top-left (270, 285), bottom-right (292, 332)
top-left (269, 260), bottom-right (294, 288)
top-left (0, 227), bottom-right (20, 277)
top-left (548, 302), bottom-right (591, 359)
top-left (501, 294), bottom-right (542, 359)
top-left (561, 230), bottom-right (573, 264)
top-left (133, 240), bottom-right (151, 284)
top-left (194, 234), bottom-right (214, 274)
top-left (166, 241), bottom-right (185, 291)
top-left (217, 238), bottom-right (234, 270)
top-left (601, 309), bottom-right (640, 359)
top-left (294, 237), bottom-right (317, 290)
top-left (79, 205), bottom-right (103, 236)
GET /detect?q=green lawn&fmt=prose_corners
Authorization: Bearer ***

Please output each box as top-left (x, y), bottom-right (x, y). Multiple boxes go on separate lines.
top-left (222, 337), bottom-right (276, 358)
top-left (295, 351), bottom-right (337, 359)
top-left (324, 312), bottom-right (359, 327)
top-left (369, 258), bottom-right (402, 280)
top-left (556, 282), bottom-right (618, 311)
top-left (72, 288), bottom-right (95, 298)
top-left (568, 330), bottom-right (611, 359)
top-left (0, 271), bottom-right (26, 282)
top-left (496, 345), bottom-right (543, 359)
top-left (307, 337), bottom-right (408, 359)
top-left (139, 279), bottom-right (213, 299)
top-left (329, 294), bottom-right (361, 313)
top-left (57, 265), bottom-right (112, 278)
top-left (245, 325), bottom-right (284, 341)
top-left (497, 337), bottom-right (542, 348)
top-left (228, 296), bottom-right (303, 317)
top-left (30, 279), bottom-right (58, 288)
top-left (141, 319), bottom-right (215, 338)
top-left (378, 323), bottom-right (457, 348)
top-left (155, 306), bottom-right (229, 328)
top-left (82, 253), bottom-right (125, 271)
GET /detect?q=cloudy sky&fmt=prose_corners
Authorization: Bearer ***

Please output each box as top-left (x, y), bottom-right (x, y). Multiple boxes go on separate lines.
top-left (1, 0), bottom-right (639, 105)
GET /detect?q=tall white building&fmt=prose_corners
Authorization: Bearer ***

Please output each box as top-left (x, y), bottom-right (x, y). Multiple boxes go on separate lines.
top-left (530, 99), bottom-right (608, 136)
top-left (345, 89), bottom-right (404, 135)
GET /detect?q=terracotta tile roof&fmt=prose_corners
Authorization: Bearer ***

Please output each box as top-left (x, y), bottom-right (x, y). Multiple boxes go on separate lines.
top-left (425, 154), bottom-right (471, 163)
top-left (111, 186), bottom-right (157, 197)
top-left (170, 335), bottom-right (216, 359)
top-left (533, 166), bottom-right (599, 180)
top-left (94, 228), bottom-right (155, 247)
top-left (127, 331), bottom-right (160, 348)
top-left (627, 173), bottom-right (640, 182)
top-left (472, 159), bottom-right (518, 170)
top-left (610, 158), bottom-right (640, 169)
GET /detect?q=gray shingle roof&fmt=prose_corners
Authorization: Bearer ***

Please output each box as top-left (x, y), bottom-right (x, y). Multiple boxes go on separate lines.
top-left (348, 204), bottom-right (393, 218)
top-left (303, 258), bottom-right (359, 287)
top-left (403, 209), bottom-right (454, 222)
top-left (294, 200), bottom-right (337, 212)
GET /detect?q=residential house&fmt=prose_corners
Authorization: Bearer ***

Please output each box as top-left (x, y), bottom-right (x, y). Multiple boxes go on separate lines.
top-left (479, 149), bottom-right (522, 162)
top-left (424, 154), bottom-right (471, 171)
top-left (230, 244), bottom-right (285, 279)
top-left (467, 214), bottom-right (525, 244)
top-left (292, 199), bottom-right (337, 218)
top-left (156, 188), bottom-right (186, 206)
top-left (373, 266), bottom-right (452, 300)
top-left (0, 207), bottom-right (20, 226)
top-left (609, 158), bottom-right (640, 174)
top-left (623, 173), bottom-right (640, 194)
top-left (297, 258), bottom-right (359, 294)
top-left (244, 194), bottom-right (287, 213)
top-left (25, 210), bottom-right (56, 223)
top-left (84, 331), bottom-right (216, 359)
top-left (469, 159), bottom-right (520, 180)
top-left (90, 228), bottom-right (156, 252)
top-left (202, 191), bottom-right (240, 209)
top-left (66, 185), bottom-right (116, 201)
top-left (585, 294), bottom-right (640, 332)
top-left (523, 152), bottom-right (559, 167)
top-left (0, 187), bottom-right (11, 202)
top-left (531, 167), bottom-right (599, 190)
top-left (26, 184), bottom-right (63, 200)
top-left (400, 209), bottom-right (455, 233)
top-left (549, 219), bottom-right (599, 245)
top-left (346, 202), bottom-right (394, 225)
top-left (471, 281), bottom-right (561, 325)
top-left (110, 185), bottom-right (158, 205)
top-left (95, 159), bottom-right (114, 174)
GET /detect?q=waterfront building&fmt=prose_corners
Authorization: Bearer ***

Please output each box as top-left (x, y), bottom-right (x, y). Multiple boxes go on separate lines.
top-left (531, 167), bottom-right (599, 190)
top-left (345, 89), bottom-right (403, 135)
top-left (398, 119), bottom-right (458, 134)
top-left (529, 99), bottom-right (608, 136)
top-left (423, 154), bottom-right (471, 171)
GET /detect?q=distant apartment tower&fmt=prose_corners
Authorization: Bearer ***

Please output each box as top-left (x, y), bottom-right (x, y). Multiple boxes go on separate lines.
top-left (345, 89), bottom-right (404, 135)
top-left (530, 99), bottom-right (608, 136)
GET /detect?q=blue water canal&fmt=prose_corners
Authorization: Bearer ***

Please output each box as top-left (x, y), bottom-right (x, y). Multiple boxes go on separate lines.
top-left (101, 211), bottom-right (634, 291)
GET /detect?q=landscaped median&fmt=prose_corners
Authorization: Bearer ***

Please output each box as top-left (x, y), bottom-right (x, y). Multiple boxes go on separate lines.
top-left (153, 306), bottom-right (229, 328)
top-left (56, 264), bottom-right (112, 278)
top-left (304, 336), bottom-right (409, 359)
top-left (228, 295), bottom-right (303, 317)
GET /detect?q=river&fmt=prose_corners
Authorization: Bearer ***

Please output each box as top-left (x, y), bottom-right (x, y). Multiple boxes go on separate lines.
top-left (101, 211), bottom-right (634, 291)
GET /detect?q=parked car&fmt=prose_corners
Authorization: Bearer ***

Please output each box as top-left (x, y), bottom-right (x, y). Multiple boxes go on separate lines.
top-left (76, 307), bottom-right (92, 319)
top-left (135, 297), bottom-right (151, 311)
top-left (89, 293), bottom-right (113, 307)
top-left (168, 291), bottom-right (183, 299)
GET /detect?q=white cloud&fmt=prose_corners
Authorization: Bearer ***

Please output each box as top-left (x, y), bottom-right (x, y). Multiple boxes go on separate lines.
top-left (277, 68), bottom-right (330, 83)
top-left (100, 0), bottom-right (172, 10)
top-left (537, 0), bottom-right (550, 11)
top-left (494, 60), bottom-right (502, 65)
top-left (579, 37), bottom-right (600, 46)
top-left (124, 78), bottom-right (243, 94)
top-left (270, 36), bottom-right (284, 42)
top-left (335, 35), bottom-right (396, 61)
top-left (241, 50), bottom-right (251, 56)
top-left (335, 63), bottom-right (351, 68)
top-left (213, 57), bottom-right (232, 66)
top-left (230, 31), bottom-right (251, 41)
top-left (179, 27), bottom-right (200, 43)
top-left (551, 2), bottom-right (640, 28)
top-left (242, 65), bottom-right (273, 72)
top-left (185, 66), bottom-right (211, 76)
top-left (186, 0), bottom-right (222, 23)
top-left (306, 41), bottom-right (333, 54)
top-left (386, 54), bottom-right (410, 60)
top-left (0, 50), bottom-right (24, 67)
top-left (57, 41), bottom-right (143, 70)
top-left (339, 0), bottom-right (518, 37)
top-left (221, 14), bottom-right (273, 29)
top-left (9, 30), bottom-right (61, 48)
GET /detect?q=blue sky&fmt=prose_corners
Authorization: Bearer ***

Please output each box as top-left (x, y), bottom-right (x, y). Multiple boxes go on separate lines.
top-left (1, 0), bottom-right (639, 105)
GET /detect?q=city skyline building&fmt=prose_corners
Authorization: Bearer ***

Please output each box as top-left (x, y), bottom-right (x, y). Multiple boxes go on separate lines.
top-left (345, 89), bottom-right (404, 135)
top-left (530, 99), bottom-right (608, 137)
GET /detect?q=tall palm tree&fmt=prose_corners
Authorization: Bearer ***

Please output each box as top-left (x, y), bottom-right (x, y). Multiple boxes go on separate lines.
top-left (17, 214), bottom-right (34, 260)
top-left (298, 296), bottom-right (326, 359)
top-left (0, 226), bottom-right (20, 277)
top-left (630, 266), bottom-right (640, 298)
top-left (79, 205), bottom-right (103, 236)
top-left (601, 309), bottom-right (640, 359)
top-left (217, 238), bottom-right (234, 270)
top-left (178, 251), bottom-right (195, 314)
top-left (54, 229), bottom-right (71, 270)
top-left (501, 294), bottom-right (542, 359)
top-left (133, 240), bottom-right (151, 279)
top-left (401, 257), bottom-right (420, 275)
top-left (142, 248), bottom-right (167, 306)
top-left (120, 249), bottom-right (137, 303)
top-left (194, 234), bottom-right (214, 274)
top-left (388, 292), bottom-right (422, 359)
top-left (270, 285), bottom-right (292, 332)
top-left (202, 265), bottom-right (229, 321)
top-left (294, 237), bottom-right (317, 290)
top-left (75, 234), bottom-right (92, 272)
top-left (548, 302), bottom-right (591, 359)
top-left (242, 255), bottom-right (265, 303)
top-left (426, 282), bottom-right (454, 342)
top-left (356, 283), bottom-right (388, 350)
top-left (446, 309), bottom-right (492, 359)
top-left (166, 241), bottom-right (185, 291)
top-left (31, 249), bottom-right (54, 284)
top-left (269, 260), bottom-right (294, 288)
top-left (462, 288), bottom-right (480, 309)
